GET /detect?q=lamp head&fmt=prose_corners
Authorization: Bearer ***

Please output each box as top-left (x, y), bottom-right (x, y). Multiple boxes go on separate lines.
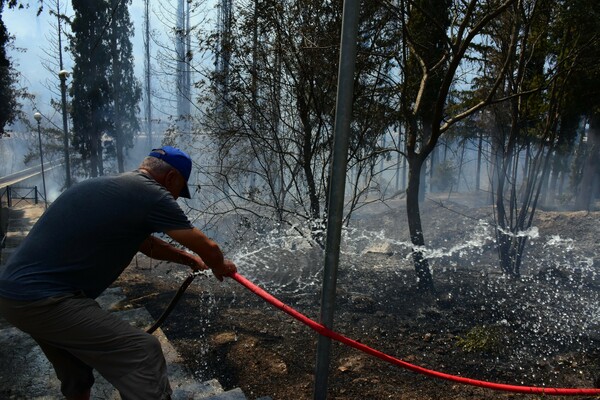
top-left (34, 112), bottom-right (42, 122)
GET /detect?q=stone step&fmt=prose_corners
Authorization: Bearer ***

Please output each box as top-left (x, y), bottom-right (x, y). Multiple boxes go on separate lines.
top-left (3, 231), bottom-right (30, 248)
top-left (4, 215), bottom-right (41, 228)
top-left (0, 247), bottom-right (15, 266)
top-left (0, 203), bottom-right (42, 267)
top-left (197, 387), bottom-right (248, 400)
top-left (174, 385), bottom-right (249, 400)
top-left (172, 380), bottom-right (225, 400)
top-left (2, 216), bottom-right (39, 249)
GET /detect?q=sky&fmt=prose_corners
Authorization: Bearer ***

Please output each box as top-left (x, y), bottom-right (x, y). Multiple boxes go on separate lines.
top-left (3, 0), bottom-right (217, 119)
top-left (1, 0), bottom-right (218, 189)
top-left (5, 3), bottom-right (60, 110)
top-left (5, 1), bottom-right (150, 114)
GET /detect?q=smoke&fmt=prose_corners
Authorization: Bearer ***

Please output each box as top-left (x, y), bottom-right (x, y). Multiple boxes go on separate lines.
top-left (0, 132), bottom-right (30, 176)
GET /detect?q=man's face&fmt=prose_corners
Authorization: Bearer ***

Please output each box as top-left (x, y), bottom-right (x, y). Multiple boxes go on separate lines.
top-left (165, 169), bottom-right (187, 199)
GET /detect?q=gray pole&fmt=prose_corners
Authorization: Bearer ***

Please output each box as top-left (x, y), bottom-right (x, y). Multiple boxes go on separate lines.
top-left (144, 0), bottom-right (153, 148)
top-left (57, 4), bottom-right (72, 188)
top-left (59, 70), bottom-right (72, 188)
top-left (34, 113), bottom-right (48, 209)
top-left (313, 1), bottom-right (360, 399)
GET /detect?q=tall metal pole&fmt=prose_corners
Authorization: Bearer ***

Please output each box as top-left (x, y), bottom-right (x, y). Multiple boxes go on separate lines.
top-left (57, 2), bottom-right (72, 188)
top-left (59, 70), bottom-right (72, 188)
top-left (144, 0), bottom-right (153, 148)
top-left (33, 113), bottom-right (48, 209)
top-left (313, 1), bottom-right (360, 399)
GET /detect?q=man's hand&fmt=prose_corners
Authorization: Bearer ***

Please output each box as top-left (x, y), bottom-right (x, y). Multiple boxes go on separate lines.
top-left (211, 259), bottom-right (237, 281)
top-left (186, 254), bottom-right (209, 271)
top-left (164, 228), bottom-right (237, 282)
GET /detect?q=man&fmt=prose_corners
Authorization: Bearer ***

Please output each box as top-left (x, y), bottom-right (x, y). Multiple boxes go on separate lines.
top-left (0, 146), bottom-right (237, 400)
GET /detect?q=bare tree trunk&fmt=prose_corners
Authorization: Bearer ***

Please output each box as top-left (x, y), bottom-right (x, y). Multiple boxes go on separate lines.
top-left (494, 155), bottom-right (516, 275)
top-left (143, 0), bottom-right (152, 148)
top-left (111, 5), bottom-right (124, 173)
top-left (116, 132), bottom-right (124, 172)
top-left (428, 141), bottom-right (436, 193)
top-left (575, 113), bottom-right (600, 210)
top-left (494, 98), bottom-right (519, 276)
top-left (406, 154), bottom-right (434, 292)
top-left (97, 136), bottom-right (104, 176)
top-left (301, 130), bottom-right (320, 222)
top-left (455, 139), bottom-right (466, 193)
top-left (547, 149), bottom-right (561, 204)
top-left (475, 133), bottom-right (483, 192)
top-left (90, 132), bottom-right (100, 177)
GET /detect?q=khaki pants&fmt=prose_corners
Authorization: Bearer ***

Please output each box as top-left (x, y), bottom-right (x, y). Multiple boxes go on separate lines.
top-left (0, 293), bottom-right (172, 399)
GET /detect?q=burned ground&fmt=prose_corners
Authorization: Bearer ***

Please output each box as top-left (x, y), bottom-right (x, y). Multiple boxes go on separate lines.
top-left (118, 197), bottom-right (600, 400)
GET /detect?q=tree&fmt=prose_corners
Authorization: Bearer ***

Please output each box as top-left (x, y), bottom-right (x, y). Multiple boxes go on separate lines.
top-left (468, 0), bottom-right (597, 275)
top-left (0, 0), bottom-right (19, 136)
top-left (573, 115), bottom-right (600, 209)
top-left (484, 0), bottom-right (553, 277)
top-left (387, 0), bottom-right (526, 291)
top-left (197, 0), bottom-right (396, 242)
top-left (201, 0), bottom-right (343, 239)
top-left (108, 0), bottom-right (141, 173)
top-left (70, 0), bottom-right (141, 176)
top-left (395, 0), bottom-right (452, 291)
top-left (70, 0), bottom-right (111, 177)
top-left (557, 0), bottom-right (600, 210)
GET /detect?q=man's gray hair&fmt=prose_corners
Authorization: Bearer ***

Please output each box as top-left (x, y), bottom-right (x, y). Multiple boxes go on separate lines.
top-left (139, 156), bottom-right (175, 175)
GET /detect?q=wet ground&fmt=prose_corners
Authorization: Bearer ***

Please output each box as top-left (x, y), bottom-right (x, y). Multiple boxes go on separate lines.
top-left (117, 197), bottom-right (600, 399)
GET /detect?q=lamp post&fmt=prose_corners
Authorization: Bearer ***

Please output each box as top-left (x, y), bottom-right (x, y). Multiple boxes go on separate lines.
top-left (58, 69), bottom-right (72, 188)
top-left (33, 112), bottom-right (48, 209)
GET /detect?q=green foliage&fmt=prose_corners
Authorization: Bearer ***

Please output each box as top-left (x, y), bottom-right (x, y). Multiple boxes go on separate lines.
top-left (404, 0), bottom-right (451, 119)
top-left (203, 0), bottom-right (398, 224)
top-left (70, 0), bottom-right (140, 176)
top-left (456, 325), bottom-right (503, 353)
top-left (107, 0), bottom-right (141, 173)
top-left (0, 1), bottom-right (18, 136)
top-left (70, 0), bottom-right (112, 176)
top-left (431, 160), bottom-right (457, 192)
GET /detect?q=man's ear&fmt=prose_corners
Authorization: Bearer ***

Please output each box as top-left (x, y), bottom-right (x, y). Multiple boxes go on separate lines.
top-left (165, 169), bottom-right (178, 185)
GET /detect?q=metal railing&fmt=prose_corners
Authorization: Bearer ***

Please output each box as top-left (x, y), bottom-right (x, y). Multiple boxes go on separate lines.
top-left (3, 186), bottom-right (45, 208)
top-left (0, 187), bottom-right (7, 249)
top-left (0, 185), bottom-right (45, 253)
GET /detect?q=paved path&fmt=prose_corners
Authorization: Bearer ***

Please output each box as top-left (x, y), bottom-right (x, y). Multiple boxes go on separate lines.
top-left (0, 162), bottom-right (62, 190)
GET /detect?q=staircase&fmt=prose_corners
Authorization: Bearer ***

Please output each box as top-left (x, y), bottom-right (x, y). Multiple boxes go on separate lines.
top-left (0, 202), bottom-right (269, 400)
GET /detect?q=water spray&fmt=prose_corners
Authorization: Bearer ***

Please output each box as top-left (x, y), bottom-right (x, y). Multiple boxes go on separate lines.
top-left (147, 270), bottom-right (600, 396)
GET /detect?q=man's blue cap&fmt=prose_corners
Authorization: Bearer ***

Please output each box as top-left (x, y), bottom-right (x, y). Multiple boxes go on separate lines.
top-left (148, 146), bottom-right (192, 198)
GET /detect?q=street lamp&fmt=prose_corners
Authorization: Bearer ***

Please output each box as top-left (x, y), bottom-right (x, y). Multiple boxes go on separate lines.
top-left (33, 112), bottom-right (48, 209)
top-left (58, 69), bottom-right (72, 188)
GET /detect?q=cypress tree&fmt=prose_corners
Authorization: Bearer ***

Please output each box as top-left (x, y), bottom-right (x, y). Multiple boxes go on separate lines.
top-left (70, 0), bottom-right (111, 177)
top-left (0, 0), bottom-right (18, 136)
top-left (108, 0), bottom-right (141, 173)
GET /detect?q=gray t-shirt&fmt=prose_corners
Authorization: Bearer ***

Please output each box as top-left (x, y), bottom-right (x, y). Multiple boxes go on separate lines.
top-left (0, 171), bottom-right (193, 300)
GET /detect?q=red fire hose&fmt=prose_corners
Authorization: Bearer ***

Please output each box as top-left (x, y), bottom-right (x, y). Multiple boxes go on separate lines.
top-left (229, 272), bottom-right (600, 396)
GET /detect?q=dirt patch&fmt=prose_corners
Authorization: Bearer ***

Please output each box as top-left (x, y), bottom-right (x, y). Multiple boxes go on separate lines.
top-left (117, 199), bottom-right (600, 400)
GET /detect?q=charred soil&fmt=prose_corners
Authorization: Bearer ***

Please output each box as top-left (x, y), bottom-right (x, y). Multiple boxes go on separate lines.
top-left (117, 197), bottom-right (600, 400)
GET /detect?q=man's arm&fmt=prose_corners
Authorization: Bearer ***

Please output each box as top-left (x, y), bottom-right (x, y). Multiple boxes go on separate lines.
top-left (139, 234), bottom-right (208, 270)
top-left (165, 227), bottom-right (237, 281)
